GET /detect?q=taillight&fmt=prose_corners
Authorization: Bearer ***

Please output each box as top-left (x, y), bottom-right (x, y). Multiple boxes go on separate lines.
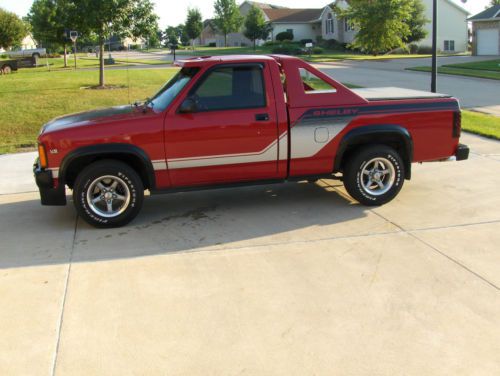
top-left (453, 111), bottom-right (461, 138)
top-left (38, 143), bottom-right (48, 168)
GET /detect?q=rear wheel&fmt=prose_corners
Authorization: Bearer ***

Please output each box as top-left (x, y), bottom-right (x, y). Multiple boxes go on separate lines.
top-left (73, 160), bottom-right (144, 228)
top-left (343, 145), bottom-right (405, 206)
top-left (2, 65), bottom-right (12, 74)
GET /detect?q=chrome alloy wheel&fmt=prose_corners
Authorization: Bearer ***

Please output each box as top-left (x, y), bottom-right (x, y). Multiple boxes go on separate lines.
top-left (86, 175), bottom-right (131, 218)
top-left (360, 157), bottom-right (396, 196)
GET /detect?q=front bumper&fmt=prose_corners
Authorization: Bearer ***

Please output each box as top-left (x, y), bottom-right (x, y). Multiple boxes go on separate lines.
top-left (33, 159), bottom-right (66, 206)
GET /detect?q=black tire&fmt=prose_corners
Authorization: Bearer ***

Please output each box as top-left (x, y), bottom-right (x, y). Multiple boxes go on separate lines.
top-left (343, 145), bottom-right (405, 206)
top-left (73, 160), bottom-right (144, 228)
top-left (2, 65), bottom-right (12, 74)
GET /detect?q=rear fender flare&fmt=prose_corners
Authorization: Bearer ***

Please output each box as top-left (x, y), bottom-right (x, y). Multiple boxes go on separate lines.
top-left (334, 124), bottom-right (413, 179)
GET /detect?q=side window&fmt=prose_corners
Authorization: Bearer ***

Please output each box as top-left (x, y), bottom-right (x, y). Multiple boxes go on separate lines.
top-left (191, 65), bottom-right (266, 111)
top-left (299, 68), bottom-right (337, 93)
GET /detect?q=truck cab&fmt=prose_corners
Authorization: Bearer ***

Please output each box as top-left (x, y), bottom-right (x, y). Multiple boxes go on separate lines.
top-left (34, 55), bottom-right (469, 228)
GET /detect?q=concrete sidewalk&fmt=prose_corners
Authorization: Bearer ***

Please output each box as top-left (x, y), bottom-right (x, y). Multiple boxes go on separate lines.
top-left (0, 133), bottom-right (499, 375)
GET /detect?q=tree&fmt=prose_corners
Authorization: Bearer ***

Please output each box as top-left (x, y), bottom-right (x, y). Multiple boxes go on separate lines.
top-left (490, 0), bottom-right (500, 6)
top-left (403, 0), bottom-right (428, 44)
top-left (243, 5), bottom-right (270, 50)
top-left (344, 0), bottom-right (414, 55)
top-left (213, 0), bottom-right (243, 47)
top-left (0, 8), bottom-right (27, 50)
top-left (184, 8), bottom-right (203, 49)
top-left (28, 0), bottom-right (76, 67)
top-left (73, 0), bottom-right (159, 87)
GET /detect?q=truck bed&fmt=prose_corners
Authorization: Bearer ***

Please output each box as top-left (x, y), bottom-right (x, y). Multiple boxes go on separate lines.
top-left (352, 87), bottom-right (452, 101)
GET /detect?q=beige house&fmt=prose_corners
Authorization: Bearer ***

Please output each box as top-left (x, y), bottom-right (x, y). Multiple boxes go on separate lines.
top-left (0, 34), bottom-right (38, 53)
top-left (469, 5), bottom-right (500, 56)
top-left (196, 0), bottom-right (469, 52)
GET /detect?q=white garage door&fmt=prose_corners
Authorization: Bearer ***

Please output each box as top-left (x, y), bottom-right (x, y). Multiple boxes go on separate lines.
top-left (477, 29), bottom-right (499, 56)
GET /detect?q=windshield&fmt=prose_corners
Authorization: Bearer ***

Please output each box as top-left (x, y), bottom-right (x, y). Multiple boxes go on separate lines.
top-left (147, 67), bottom-right (199, 112)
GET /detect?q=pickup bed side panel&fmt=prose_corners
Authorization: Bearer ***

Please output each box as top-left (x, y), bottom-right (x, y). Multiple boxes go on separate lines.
top-left (287, 99), bottom-right (460, 177)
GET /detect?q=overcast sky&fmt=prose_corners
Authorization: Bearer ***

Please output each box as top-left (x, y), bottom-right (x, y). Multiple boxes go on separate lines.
top-left (0, 0), bottom-right (492, 29)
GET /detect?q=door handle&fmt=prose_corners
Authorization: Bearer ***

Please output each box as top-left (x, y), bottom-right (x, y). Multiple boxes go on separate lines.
top-left (255, 113), bottom-right (269, 121)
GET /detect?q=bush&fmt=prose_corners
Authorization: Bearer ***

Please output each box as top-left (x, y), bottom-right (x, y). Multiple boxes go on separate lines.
top-left (417, 45), bottom-right (433, 54)
top-left (130, 45), bottom-right (139, 50)
top-left (272, 43), bottom-right (301, 55)
top-left (300, 39), bottom-right (314, 45)
top-left (312, 46), bottom-right (323, 54)
top-left (1, 54), bottom-right (7, 59)
top-left (208, 42), bottom-right (216, 47)
top-left (276, 31), bottom-right (294, 42)
top-left (408, 43), bottom-right (419, 54)
top-left (318, 38), bottom-right (347, 51)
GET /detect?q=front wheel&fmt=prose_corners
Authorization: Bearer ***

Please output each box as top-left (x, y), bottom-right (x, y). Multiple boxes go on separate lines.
top-left (73, 160), bottom-right (144, 228)
top-left (343, 145), bottom-right (405, 206)
top-left (2, 65), bottom-right (12, 74)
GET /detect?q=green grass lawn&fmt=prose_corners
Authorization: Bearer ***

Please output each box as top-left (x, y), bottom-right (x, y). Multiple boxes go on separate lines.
top-left (406, 59), bottom-right (500, 80)
top-left (462, 110), bottom-right (500, 140)
top-left (0, 66), bottom-right (497, 154)
top-left (0, 68), bottom-right (178, 153)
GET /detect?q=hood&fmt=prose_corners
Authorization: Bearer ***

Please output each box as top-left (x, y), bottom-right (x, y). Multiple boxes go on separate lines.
top-left (41, 105), bottom-right (137, 134)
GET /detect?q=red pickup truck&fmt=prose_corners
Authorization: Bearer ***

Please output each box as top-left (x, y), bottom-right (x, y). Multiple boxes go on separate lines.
top-left (34, 55), bottom-right (469, 228)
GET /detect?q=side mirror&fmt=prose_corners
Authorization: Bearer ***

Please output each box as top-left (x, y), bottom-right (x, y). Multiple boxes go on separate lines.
top-left (179, 98), bottom-right (197, 113)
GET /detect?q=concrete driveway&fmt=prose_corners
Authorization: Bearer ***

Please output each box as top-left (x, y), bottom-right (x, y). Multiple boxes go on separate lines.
top-left (0, 133), bottom-right (499, 375)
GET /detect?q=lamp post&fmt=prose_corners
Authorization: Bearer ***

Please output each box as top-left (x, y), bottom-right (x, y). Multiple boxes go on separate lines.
top-left (431, 0), bottom-right (437, 92)
top-left (432, 0), bottom-right (467, 92)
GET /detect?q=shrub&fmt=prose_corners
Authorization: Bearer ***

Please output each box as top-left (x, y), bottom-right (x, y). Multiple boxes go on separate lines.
top-left (408, 43), bottom-right (419, 54)
top-left (276, 31), bottom-right (294, 42)
top-left (318, 38), bottom-right (347, 51)
top-left (417, 45), bottom-right (433, 54)
top-left (1, 54), bottom-right (7, 59)
top-left (272, 43), bottom-right (301, 55)
top-left (300, 39), bottom-right (314, 45)
top-left (208, 42), bottom-right (216, 47)
top-left (312, 46), bottom-right (323, 54)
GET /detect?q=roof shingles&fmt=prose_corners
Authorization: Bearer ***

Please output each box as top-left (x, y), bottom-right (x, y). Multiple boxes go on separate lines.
top-left (262, 8), bottom-right (324, 23)
top-left (468, 5), bottom-right (500, 21)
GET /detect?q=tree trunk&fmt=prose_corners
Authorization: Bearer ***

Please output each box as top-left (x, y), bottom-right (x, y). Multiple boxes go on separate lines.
top-left (99, 37), bottom-right (105, 87)
top-left (224, 34), bottom-right (227, 47)
top-left (253, 39), bottom-right (256, 51)
top-left (63, 45), bottom-right (68, 67)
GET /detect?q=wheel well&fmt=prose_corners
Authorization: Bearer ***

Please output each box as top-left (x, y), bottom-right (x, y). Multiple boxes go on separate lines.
top-left (336, 134), bottom-right (412, 180)
top-left (63, 153), bottom-right (153, 189)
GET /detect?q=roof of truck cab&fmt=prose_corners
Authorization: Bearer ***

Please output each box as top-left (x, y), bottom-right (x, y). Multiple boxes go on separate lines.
top-left (174, 54), bottom-right (298, 67)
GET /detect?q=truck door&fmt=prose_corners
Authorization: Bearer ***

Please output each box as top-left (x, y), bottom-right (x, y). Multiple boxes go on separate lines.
top-left (164, 63), bottom-right (279, 186)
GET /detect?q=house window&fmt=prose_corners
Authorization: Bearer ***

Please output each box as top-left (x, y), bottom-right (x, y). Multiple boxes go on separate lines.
top-left (344, 18), bottom-right (353, 32)
top-left (326, 13), bottom-right (334, 34)
top-left (444, 40), bottom-right (455, 51)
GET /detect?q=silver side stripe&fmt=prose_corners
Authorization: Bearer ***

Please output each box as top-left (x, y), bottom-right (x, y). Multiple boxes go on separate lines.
top-left (151, 160), bottom-right (168, 171)
top-left (290, 118), bottom-right (352, 159)
top-left (166, 134), bottom-right (286, 169)
top-left (47, 168), bottom-right (59, 178)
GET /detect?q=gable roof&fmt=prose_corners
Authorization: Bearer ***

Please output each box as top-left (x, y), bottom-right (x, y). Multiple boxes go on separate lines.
top-left (244, 1), bottom-right (287, 10)
top-left (468, 5), bottom-right (500, 21)
top-left (262, 8), bottom-right (324, 23)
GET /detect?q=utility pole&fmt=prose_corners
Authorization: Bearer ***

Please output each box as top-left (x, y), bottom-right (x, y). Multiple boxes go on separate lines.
top-left (431, 0), bottom-right (437, 92)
